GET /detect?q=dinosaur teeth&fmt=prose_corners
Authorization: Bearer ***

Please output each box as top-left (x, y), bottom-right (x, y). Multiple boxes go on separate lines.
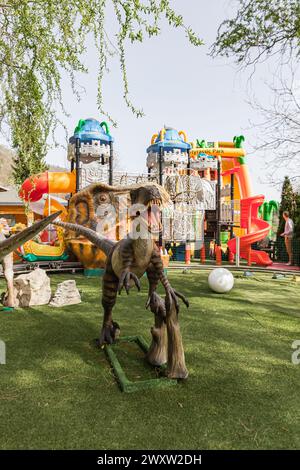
top-left (147, 199), bottom-right (161, 208)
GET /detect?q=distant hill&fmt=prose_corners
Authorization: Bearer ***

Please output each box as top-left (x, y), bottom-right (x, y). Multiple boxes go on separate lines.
top-left (0, 144), bottom-right (68, 188)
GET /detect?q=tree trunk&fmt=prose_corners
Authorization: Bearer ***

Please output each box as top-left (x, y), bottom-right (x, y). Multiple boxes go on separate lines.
top-left (146, 292), bottom-right (167, 366)
top-left (146, 316), bottom-right (167, 366)
top-left (166, 301), bottom-right (188, 379)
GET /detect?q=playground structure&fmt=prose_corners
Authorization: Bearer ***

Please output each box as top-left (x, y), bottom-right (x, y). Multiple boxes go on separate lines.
top-left (146, 127), bottom-right (215, 246)
top-left (188, 137), bottom-right (273, 266)
top-left (19, 119), bottom-right (113, 266)
top-left (146, 128), bottom-right (274, 266)
top-left (68, 118), bottom-right (114, 189)
top-left (18, 119), bottom-right (278, 269)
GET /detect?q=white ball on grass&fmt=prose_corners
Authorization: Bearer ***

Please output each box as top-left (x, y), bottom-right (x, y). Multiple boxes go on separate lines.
top-left (208, 268), bottom-right (234, 294)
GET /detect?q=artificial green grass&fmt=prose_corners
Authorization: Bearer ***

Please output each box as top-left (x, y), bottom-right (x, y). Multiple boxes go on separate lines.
top-left (0, 271), bottom-right (299, 450)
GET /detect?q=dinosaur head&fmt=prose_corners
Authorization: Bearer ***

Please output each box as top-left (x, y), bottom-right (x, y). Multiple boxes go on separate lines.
top-left (0, 212), bottom-right (61, 260)
top-left (129, 183), bottom-right (169, 236)
top-left (129, 183), bottom-right (168, 206)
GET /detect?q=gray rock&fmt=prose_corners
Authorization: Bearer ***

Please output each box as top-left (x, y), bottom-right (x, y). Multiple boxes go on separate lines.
top-left (49, 279), bottom-right (81, 307)
top-left (12, 268), bottom-right (51, 307)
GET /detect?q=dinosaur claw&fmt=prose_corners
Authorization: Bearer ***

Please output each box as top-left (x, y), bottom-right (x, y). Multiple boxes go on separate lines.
top-left (98, 327), bottom-right (113, 346)
top-left (146, 292), bottom-right (166, 318)
top-left (174, 289), bottom-right (189, 308)
top-left (118, 271), bottom-right (141, 295)
top-left (98, 321), bottom-right (120, 346)
top-left (131, 273), bottom-right (141, 291)
top-left (165, 287), bottom-right (188, 315)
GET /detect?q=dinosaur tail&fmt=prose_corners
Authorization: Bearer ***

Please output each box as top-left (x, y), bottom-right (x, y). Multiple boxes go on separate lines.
top-left (54, 221), bottom-right (115, 256)
top-left (0, 212), bottom-right (62, 260)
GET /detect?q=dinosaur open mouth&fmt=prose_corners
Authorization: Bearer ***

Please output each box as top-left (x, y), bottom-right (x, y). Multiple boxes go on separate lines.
top-left (146, 200), bottom-right (162, 234)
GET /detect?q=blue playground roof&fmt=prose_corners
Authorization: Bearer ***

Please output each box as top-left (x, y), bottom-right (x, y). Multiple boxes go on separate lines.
top-left (147, 127), bottom-right (191, 154)
top-left (69, 118), bottom-right (114, 144)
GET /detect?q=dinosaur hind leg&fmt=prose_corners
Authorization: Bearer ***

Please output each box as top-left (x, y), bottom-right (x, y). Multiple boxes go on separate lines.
top-left (98, 269), bottom-right (119, 347)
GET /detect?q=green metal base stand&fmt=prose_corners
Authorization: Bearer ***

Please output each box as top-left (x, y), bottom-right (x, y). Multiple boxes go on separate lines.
top-left (105, 335), bottom-right (177, 393)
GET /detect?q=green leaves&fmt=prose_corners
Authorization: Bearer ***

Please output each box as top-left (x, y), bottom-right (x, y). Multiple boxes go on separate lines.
top-left (277, 176), bottom-right (297, 236)
top-left (212, 0), bottom-right (300, 65)
top-left (0, 1), bottom-right (203, 186)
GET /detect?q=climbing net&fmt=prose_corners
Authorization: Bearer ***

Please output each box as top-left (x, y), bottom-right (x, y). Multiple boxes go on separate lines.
top-left (163, 174), bottom-right (216, 209)
top-left (162, 204), bottom-right (204, 242)
top-left (162, 174), bottom-right (215, 242)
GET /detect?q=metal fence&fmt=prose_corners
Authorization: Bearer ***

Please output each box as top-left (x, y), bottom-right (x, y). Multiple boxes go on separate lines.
top-left (170, 236), bottom-right (300, 266)
top-left (273, 237), bottom-right (300, 265)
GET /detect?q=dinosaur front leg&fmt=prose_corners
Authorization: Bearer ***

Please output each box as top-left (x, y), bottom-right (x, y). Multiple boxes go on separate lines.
top-left (118, 270), bottom-right (140, 295)
top-left (2, 255), bottom-right (15, 308)
top-left (113, 241), bottom-right (141, 295)
top-left (159, 271), bottom-right (189, 314)
top-left (145, 266), bottom-right (167, 366)
top-left (98, 267), bottom-right (120, 346)
top-left (149, 249), bottom-right (189, 314)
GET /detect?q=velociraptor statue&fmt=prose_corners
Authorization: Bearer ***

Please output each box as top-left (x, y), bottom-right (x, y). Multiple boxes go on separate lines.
top-left (56, 183), bottom-right (189, 379)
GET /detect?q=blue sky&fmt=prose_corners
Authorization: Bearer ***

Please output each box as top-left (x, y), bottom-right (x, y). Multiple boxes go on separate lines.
top-left (3, 0), bottom-right (292, 200)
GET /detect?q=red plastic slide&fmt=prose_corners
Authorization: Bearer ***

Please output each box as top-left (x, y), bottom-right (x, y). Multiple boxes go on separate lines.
top-left (228, 195), bottom-right (272, 267)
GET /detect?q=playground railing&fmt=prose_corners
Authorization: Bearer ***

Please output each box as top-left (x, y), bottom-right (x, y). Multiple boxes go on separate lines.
top-left (188, 236), bottom-right (300, 267)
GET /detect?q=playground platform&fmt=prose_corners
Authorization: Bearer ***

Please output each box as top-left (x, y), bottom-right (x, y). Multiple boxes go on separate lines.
top-left (266, 262), bottom-right (300, 272)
